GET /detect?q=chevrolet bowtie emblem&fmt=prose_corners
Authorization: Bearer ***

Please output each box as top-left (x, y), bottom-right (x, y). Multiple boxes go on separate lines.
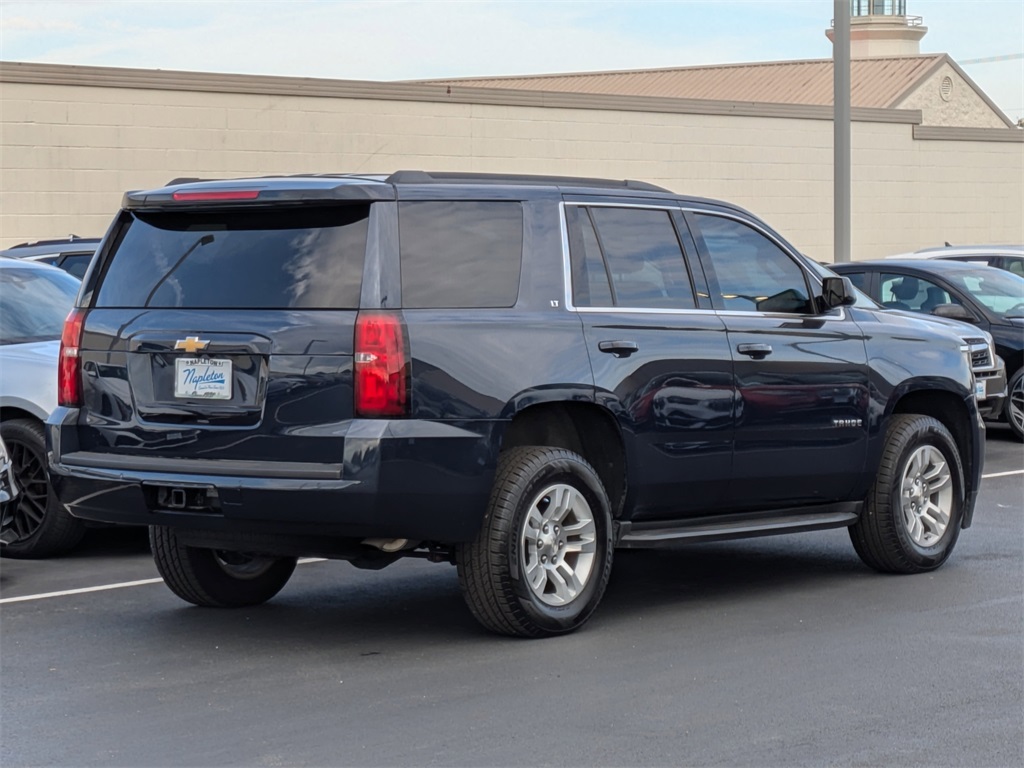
top-left (174, 336), bottom-right (210, 354)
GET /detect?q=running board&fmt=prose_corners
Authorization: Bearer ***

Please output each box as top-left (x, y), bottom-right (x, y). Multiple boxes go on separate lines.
top-left (615, 503), bottom-right (861, 548)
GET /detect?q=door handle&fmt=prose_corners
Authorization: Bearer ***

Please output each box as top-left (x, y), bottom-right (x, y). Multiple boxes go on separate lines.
top-left (737, 343), bottom-right (773, 359)
top-left (598, 340), bottom-right (639, 358)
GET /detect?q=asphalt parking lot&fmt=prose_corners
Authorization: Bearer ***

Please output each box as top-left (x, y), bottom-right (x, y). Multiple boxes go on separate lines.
top-left (2, 428), bottom-right (1021, 768)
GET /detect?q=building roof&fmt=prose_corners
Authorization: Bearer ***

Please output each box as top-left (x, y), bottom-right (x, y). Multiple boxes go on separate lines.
top-left (419, 54), bottom-right (951, 110)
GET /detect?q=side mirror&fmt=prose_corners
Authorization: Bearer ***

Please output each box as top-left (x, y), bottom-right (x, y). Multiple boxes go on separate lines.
top-left (821, 276), bottom-right (857, 309)
top-left (932, 303), bottom-right (977, 323)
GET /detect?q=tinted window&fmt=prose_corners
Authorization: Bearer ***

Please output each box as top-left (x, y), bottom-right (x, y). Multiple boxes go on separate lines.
top-left (695, 214), bottom-right (812, 314)
top-left (841, 270), bottom-right (869, 292)
top-left (96, 206), bottom-right (369, 309)
top-left (569, 209), bottom-right (614, 307)
top-left (880, 273), bottom-right (960, 312)
top-left (583, 207), bottom-right (695, 309)
top-left (399, 201), bottom-right (522, 308)
top-left (0, 267), bottom-right (79, 345)
top-left (59, 254), bottom-right (93, 279)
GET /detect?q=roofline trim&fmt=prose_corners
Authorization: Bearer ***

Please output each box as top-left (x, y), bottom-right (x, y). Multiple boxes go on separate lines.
top-left (0, 60), bottom-right (921, 125)
top-left (885, 52), bottom-right (951, 108)
top-left (912, 125), bottom-right (1024, 143)
top-left (943, 57), bottom-right (1015, 129)
top-left (410, 53), bottom-right (946, 85)
top-left (890, 53), bottom-right (1015, 129)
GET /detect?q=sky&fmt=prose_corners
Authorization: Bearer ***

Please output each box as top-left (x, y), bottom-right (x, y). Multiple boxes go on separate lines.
top-left (2, 0), bottom-right (1022, 122)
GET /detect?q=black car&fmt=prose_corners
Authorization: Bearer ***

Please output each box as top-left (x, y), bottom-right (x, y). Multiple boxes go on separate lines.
top-left (0, 236), bottom-right (100, 279)
top-left (832, 259), bottom-right (1024, 441)
top-left (48, 172), bottom-right (984, 637)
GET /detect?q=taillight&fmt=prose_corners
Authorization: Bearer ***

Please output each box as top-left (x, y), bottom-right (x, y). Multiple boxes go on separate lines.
top-left (354, 312), bottom-right (408, 418)
top-left (58, 308), bottom-right (86, 407)
top-left (171, 190), bottom-right (260, 201)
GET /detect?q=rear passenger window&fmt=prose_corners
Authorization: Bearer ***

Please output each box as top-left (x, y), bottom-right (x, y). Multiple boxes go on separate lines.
top-left (399, 201), bottom-right (522, 308)
top-left (97, 206), bottom-right (369, 309)
top-left (569, 206), bottom-right (695, 309)
top-left (842, 271), bottom-right (869, 292)
top-left (694, 214), bottom-right (812, 314)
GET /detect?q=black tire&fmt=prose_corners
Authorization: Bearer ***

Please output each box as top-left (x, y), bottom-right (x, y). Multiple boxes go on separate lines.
top-left (849, 414), bottom-right (965, 574)
top-left (0, 418), bottom-right (86, 559)
top-left (1005, 367), bottom-right (1024, 442)
top-left (456, 446), bottom-right (613, 638)
top-left (149, 525), bottom-right (297, 607)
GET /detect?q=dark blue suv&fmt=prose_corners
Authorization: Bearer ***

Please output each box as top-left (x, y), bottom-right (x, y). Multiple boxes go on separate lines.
top-left (48, 172), bottom-right (984, 637)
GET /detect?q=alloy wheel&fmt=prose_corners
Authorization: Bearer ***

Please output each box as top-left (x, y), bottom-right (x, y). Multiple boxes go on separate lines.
top-left (520, 483), bottom-right (597, 606)
top-left (900, 445), bottom-right (953, 547)
top-left (1009, 374), bottom-right (1024, 435)
top-left (5, 438), bottom-right (48, 543)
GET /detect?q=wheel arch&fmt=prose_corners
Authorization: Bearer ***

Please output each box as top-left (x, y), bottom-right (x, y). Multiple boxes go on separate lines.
top-left (0, 403), bottom-right (47, 424)
top-left (499, 402), bottom-right (627, 519)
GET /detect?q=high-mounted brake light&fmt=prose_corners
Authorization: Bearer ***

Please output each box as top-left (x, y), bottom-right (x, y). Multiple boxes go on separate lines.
top-left (171, 190), bottom-right (261, 202)
top-left (58, 308), bottom-right (86, 407)
top-left (354, 312), bottom-right (408, 418)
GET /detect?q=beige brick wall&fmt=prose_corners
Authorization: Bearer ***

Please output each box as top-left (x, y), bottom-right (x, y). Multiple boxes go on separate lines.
top-left (1, 79), bottom-right (1021, 261)
top-left (897, 63), bottom-right (1009, 130)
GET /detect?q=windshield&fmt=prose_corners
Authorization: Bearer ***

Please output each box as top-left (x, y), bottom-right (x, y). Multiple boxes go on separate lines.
top-left (946, 268), bottom-right (1024, 318)
top-left (0, 266), bottom-right (80, 345)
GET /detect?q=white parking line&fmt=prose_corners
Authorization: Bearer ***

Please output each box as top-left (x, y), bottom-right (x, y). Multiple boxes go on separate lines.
top-left (0, 578), bottom-right (164, 605)
top-left (0, 557), bottom-right (327, 605)
top-left (982, 469), bottom-right (1024, 479)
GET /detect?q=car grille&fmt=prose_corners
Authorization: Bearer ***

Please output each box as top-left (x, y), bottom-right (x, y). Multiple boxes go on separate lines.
top-left (964, 338), bottom-right (992, 371)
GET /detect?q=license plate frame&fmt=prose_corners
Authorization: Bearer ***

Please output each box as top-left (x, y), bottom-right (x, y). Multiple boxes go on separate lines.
top-left (174, 357), bottom-right (233, 400)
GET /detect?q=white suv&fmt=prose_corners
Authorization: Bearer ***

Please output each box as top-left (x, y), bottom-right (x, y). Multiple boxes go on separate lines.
top-left (888, 245), bottom-right (1024, 277)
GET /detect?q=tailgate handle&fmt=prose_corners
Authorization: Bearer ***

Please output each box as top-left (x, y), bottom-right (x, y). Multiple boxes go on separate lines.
top-left (598, 340), bottom-right (639, 358)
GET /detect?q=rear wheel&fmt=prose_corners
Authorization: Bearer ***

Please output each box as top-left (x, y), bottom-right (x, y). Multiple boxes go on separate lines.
top-left (0, 419), bottom-right (85, 558)
top-left (150, 525), bottom-right (296, 607)
top-left (1005, 367), bottom-right (1024, 442)
top-left (850, 414), bottom-right (964, 573)
top-left (456, 446), bottom-right (613, 637)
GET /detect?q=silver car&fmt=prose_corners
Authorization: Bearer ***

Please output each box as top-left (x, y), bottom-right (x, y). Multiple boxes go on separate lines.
top-left (0, 257), bottom-right (85, 557)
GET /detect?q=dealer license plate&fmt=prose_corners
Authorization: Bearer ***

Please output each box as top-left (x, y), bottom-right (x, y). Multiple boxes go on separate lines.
top-left (174, 357), bottom-right (232, 400)
top-left (975, 379), bottom-right (986, 399)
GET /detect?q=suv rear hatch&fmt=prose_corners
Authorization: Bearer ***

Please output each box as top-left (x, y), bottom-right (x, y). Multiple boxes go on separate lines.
top-left (71, 199), bottom-right (371, 469)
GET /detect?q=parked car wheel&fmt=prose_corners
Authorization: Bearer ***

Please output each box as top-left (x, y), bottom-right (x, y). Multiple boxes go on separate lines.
top-left (849, 414), bottom-right (964, 573)
top-left (456, 446), bottom-right (613, 637)
top-left (1005, 367), bottom-right (1024, 441)
top-left (0, 419), bottom-right (85, 558)
top-left (149, 526), bottom-right (297, 607)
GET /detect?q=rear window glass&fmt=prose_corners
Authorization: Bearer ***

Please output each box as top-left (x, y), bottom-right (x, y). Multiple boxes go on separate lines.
top-left (399, 201), bottom-right (523, 308)
top-left (96, 206), bottom-right (369, 309)
top-left (0, 267), bottom-right (80, 345)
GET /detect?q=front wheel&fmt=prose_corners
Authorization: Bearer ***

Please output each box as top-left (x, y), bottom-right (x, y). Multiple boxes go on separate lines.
top-left (150, 526), bottom-right (297, 607)
top-left (850, 414), bottom-right (964, 574)
top-left (456, 446), bottom-right (614, 638)
top-left (1005, 367), bottom-right (1024, 442)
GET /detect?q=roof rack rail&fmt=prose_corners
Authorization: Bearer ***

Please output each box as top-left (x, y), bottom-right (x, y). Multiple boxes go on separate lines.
top-left (9, 235), bottom-right (94, 249)
top-left (385, 170), bottom-right (671, 193)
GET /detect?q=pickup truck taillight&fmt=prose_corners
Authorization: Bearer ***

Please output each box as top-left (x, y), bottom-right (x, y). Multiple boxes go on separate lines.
top-left (58, 308), bottom-right (86, 407)
top-left (354, 312), bottom-right (408, 418)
